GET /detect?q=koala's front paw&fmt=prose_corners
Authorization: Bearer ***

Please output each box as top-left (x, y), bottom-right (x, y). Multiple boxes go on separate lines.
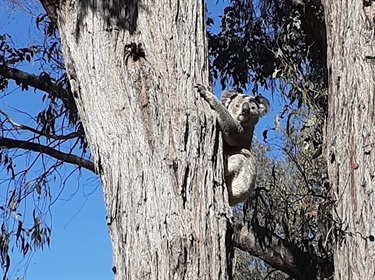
top-left (195, 84), bottom-right (215, 102)
top-left (195, 83), bottom-right (209, 96)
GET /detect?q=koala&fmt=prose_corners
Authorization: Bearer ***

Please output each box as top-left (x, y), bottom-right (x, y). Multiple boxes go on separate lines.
top-left (195, 84), bottom-right (270, 206)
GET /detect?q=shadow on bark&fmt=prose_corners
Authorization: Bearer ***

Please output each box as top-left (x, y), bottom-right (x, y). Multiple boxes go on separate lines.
top-left (76, 0), bottom-right (140, 39)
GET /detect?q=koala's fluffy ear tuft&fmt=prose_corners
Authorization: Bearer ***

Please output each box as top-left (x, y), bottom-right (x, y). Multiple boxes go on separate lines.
top-left (255, 95), bottom-right (270, 117)
top-left (221, 90), bottom-right (239, 108)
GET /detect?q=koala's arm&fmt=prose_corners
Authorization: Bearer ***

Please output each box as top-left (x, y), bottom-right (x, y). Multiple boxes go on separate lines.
top-left (195, 84), bottom-right (243, 135)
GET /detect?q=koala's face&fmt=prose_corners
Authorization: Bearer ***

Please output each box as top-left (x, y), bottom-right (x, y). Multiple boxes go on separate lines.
top-left (221, 90), bottom-right (270, 127)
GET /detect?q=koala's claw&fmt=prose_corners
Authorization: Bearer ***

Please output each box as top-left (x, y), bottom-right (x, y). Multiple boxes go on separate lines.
top-left (195, 83), bottom-right (206, 89)
top-left (196, 84), bottom-right (215, 103)
top-left (195, 84), bottom-right (208, 94)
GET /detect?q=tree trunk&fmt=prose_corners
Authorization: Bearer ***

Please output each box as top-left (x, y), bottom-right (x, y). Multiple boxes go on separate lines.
top-left (323, 1), bottom-right (375, 278)
top-left (40, 1), bottom-right (231, 279)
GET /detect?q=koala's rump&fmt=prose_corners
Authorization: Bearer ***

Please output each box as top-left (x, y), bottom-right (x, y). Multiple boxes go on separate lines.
top-left (225, 150), bottom-right (256, 206)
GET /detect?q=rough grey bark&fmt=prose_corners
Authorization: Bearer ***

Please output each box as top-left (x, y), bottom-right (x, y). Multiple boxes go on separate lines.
top-left (323, 1), bottom-right (375, 278)
top-left (39, 1), bottom-right (231, 279)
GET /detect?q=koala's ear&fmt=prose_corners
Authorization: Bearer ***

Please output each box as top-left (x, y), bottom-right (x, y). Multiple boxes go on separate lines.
top-left (256, 95), bottom-right (270, 117)
top-left (221, 90), bottom-right (239, 107)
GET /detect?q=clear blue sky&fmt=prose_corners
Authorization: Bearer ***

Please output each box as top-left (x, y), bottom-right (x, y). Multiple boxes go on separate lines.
top-left (0, 1), bottom-right (277, 280)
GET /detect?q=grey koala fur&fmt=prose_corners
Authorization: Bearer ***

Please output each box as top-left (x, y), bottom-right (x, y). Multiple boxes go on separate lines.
top-left (195, 84), bottom-right (270, 206)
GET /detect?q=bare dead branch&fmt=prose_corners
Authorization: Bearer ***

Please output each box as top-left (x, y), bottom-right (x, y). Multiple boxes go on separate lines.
top-left (233, 222), bottom-right (333, 279)
top-left (0, 137), bottom-right (96, 174)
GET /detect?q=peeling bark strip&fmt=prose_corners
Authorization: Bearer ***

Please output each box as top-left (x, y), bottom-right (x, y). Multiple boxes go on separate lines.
top-left (124, 43), bottom-right (155, 147)
top-left (323, 1), bottom-right (375, 278)
top-left (40, 0), bottom-right (231, 279)
top-left (133, 59), bottom-right (154, 146)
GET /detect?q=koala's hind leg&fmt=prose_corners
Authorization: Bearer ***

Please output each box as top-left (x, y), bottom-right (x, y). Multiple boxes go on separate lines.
top-left (225, 149), bottom-right (256, 206)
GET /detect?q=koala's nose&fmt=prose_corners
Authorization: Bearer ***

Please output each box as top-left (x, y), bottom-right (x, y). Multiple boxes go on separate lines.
top-left (242, 102), bottom-right (250, 114)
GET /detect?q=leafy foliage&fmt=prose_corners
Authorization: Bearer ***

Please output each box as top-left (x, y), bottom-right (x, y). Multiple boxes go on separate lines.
top-left (207, 0), bottom-right (336, 279)
top-left (208, 0), bottom-right (327, 114)
top-left (243, 115), bottom-right (333, 278)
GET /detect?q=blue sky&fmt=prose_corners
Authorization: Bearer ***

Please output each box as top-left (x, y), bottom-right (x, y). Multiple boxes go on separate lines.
top-left (0, 1), bottom-right (278, 279)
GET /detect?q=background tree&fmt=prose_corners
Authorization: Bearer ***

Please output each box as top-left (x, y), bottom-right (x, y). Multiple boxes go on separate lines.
top-left (323, 0), bottom-right (375, 278)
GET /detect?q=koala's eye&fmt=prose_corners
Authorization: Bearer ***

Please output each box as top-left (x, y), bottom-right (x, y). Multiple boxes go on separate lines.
top-left (235, 104), bottom-right (240, 108)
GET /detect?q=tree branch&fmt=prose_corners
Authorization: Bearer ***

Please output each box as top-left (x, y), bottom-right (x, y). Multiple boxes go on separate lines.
top-left (0, 64), bottom-right (76, 111)
top-left (233, 222), bottom-right (333, 279)
top-left (0, 137), bottom-right (96, 174)
top-left (39, 0), bottom-right (58, 25)
top-left (0, 64), bottom-right (52, 93)
top-left (0, 109), bottom-right (81, 140)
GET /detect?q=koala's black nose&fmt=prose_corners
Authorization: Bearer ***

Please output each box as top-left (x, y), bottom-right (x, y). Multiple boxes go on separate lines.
top-left (242, 102), bottom-right (250, 114)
